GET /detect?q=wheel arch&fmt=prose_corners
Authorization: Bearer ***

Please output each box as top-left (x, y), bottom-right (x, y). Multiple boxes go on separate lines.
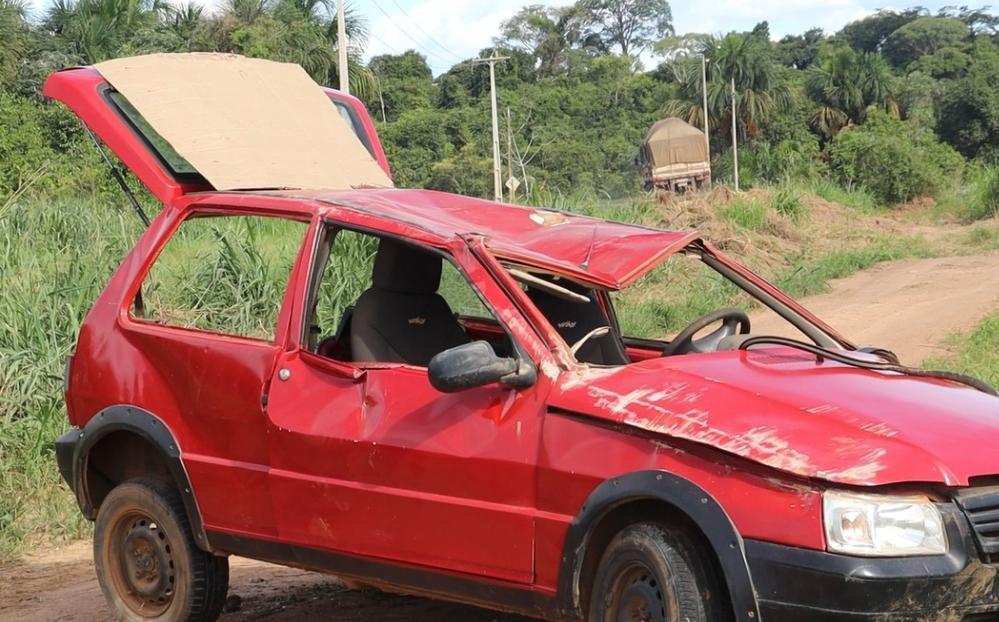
top-left (66, 405), bottom-right (211, 552)
top-left (556, 470), bottom-right (760, 622)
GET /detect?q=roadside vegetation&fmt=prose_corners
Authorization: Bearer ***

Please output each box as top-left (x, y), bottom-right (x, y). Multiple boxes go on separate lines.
top-left (2, 0), bottom-right (999, 560)
top-left (926, 312), bottom-right (999, 386)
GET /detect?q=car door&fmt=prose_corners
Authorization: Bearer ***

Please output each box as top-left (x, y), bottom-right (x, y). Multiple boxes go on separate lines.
top-left (120, 207), bottom-right (311, 539)
top-left (264, 226), bottom-right (552, 583)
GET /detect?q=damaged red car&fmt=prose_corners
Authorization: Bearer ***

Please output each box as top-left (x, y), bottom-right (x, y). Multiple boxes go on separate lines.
top-left (49, 54), bottom-right (999, 622)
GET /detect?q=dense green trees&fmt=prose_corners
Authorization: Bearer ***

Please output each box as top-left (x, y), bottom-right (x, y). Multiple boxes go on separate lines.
top-left (2, 0), bottom-right (999, 212)
top-left (805, 44), bottom-right (896, 138)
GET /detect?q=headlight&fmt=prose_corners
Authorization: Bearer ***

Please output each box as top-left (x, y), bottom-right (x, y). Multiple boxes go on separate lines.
top-left (823, 491), bottom-right (947, 557)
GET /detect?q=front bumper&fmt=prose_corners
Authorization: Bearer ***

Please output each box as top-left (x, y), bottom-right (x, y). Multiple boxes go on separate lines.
top-left (746, 508), bottom-right (999, 621)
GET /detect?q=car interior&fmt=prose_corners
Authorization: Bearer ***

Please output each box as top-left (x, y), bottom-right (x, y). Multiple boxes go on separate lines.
top-left (307, 230), bottom-right (516, 366)
top-left (306, 228), bottom-right (820, 370)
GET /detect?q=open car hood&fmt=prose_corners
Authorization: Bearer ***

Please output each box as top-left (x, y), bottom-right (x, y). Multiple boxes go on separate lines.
top-left (43, 53), bottom-right (391, 204)
top-left (552, 349), bottom-right (999, 487)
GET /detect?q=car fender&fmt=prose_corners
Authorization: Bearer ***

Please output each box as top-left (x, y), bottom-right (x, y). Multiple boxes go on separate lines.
top-left (556, 470), bottom-right (760, 621)
top-left (57, 405), bottom-right (210, 552)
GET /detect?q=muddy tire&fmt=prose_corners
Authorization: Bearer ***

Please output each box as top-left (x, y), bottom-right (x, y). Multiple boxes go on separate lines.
top-left (588, 523), bottom-right (725, 622)
top-left (94, 478), bottom-right (229, 622)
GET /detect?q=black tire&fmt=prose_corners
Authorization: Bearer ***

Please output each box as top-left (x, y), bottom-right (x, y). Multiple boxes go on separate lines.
top-left (94, 478), bottom-right (229, 622)
top-left (588, 523), bottom-right (726, 622)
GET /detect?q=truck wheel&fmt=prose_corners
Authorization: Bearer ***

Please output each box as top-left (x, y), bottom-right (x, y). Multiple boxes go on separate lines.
top-left (588, 523), bottom-right (723, 622)
top-left (94, 478), bottom-right (229, 622)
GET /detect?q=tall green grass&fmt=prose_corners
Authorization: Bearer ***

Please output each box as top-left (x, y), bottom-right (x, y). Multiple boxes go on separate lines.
top-left (0, 197), bottom-right (144, 558)
top-left (793, 178), bottom-right (880, 214)
top-left (775, 235), bottom-right (935, 298)
top-left (925, 311), bottom-right (999, 384)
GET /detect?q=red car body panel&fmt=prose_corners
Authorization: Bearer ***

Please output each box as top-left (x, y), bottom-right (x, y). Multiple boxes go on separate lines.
top-left (263, 188), bottom-right (699, 290)
top-left (50, 61), bottom-right (999, 621)
top-left (551, 353), bottom-right (999, 487)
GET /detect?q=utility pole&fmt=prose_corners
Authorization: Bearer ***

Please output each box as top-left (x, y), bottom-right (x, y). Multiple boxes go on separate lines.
top-left (731, 77), bottom-right (739, 192)
top-left (506, 107), bottom-right (515, 202)
top-left (469, 53), bottom-right (509, 202)
top-left (336, 0), bottom-right (349, 93)
top-left (701, 55), bottom-right (710, 163)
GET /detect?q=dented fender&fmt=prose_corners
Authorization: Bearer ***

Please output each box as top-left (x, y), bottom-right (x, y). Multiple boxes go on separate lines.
top-left (552, 351), bottom-right (999, 487)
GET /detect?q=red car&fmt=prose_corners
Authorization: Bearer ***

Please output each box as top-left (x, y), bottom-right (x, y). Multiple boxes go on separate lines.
top-left (48, 55), bottom-right (999, 622)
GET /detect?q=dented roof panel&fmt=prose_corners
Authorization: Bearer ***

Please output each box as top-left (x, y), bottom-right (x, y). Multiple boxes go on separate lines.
top-left (278, 188), bottom-right (697, 290)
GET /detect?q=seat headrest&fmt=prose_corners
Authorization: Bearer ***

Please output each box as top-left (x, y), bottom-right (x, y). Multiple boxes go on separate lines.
top-left (371, 238), bottom-right (442, 294)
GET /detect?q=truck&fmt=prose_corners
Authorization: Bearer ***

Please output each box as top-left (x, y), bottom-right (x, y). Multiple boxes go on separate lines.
top-left (640, 117), bottom-right (711, 194)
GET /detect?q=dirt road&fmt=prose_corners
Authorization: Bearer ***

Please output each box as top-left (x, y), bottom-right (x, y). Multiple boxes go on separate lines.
top-left (3, 254), bottom-right (998, 622)
top-left (751, 254), bottom-right (999, 364)
top-left (0, 541), bottom-right (531, 622)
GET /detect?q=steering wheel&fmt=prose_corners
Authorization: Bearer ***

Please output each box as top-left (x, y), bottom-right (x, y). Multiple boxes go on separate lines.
top-left (662, 308), bottom-right (751, 357)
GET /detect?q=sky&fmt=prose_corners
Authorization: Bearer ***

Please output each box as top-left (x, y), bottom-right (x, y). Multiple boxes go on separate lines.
top-left (352, 0), bottom-right (959, 74)
top-left (23, 0), bottom-right (966, 74)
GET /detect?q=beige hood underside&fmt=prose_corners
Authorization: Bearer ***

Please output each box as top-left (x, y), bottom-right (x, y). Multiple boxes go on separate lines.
top-left (95, 53), bottom-right (393, 192)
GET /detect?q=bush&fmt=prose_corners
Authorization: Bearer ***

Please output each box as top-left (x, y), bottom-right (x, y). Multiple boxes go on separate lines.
top-left (0, 92), bottom-right (119, 203)
top-left (966, 164), bottom-right (999, 221)
top-left (721, 197), bottom-right (768, 230)
top-left (771, 187), bottom-right (806, 221)
top-left (829, 111), bottom-right (964, 204)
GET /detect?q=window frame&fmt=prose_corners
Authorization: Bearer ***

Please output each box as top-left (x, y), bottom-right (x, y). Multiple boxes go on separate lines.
top-left (122, 207), bottom-right (312, 345)
top-left (299, 220), bottom-right (526, 370)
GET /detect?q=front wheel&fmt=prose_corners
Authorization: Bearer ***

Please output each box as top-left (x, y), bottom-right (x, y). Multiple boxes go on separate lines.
top-left (94, 478), bottom-right (229, 622)
top-left (588, 523), bottom-right (726, 622)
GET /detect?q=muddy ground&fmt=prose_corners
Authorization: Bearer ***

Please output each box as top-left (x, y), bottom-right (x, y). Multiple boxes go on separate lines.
top-left (0, 541), bottom-right (533, 622)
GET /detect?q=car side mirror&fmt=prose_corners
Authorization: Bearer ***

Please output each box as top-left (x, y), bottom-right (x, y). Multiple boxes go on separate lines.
top-left (429, 341), bottom-right (536, 393)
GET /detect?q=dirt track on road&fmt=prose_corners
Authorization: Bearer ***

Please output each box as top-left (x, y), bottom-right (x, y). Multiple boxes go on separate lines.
top-left (3, 254), bottom-right (998, 622)
top-left (751, 254), bottom-right (999, 364)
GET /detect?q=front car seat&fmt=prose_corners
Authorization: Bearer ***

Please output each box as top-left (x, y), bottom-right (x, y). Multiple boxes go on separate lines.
top-left (351, 239), bottom-right (469, 366)
top-left (525, 281), bottom-right (630, 366)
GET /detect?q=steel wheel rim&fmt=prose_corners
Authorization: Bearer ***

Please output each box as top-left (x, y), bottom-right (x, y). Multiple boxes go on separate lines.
top-left (607, 562), bottom-right (669, 622)
top-left (106, 510), bottom-right (177, 617)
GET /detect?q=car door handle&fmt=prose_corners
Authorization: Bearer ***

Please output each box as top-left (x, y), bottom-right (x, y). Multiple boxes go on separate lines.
top-left (278, 368), bottom-right (291, 381)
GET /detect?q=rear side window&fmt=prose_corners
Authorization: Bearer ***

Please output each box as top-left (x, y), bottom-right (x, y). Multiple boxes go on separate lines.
top-left (330, 98), bottom-right (376, 158)
top-left (133, 214), bottom-right (307, 341)
top-left (108, 90), bottom-right (199, 176)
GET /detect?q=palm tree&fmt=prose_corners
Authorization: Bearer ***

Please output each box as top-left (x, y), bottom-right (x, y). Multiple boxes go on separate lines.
top-left (44, 0), bottom-right (161, 62)
top-left (201, 0), bottom-right (375, 98)
top-left (664, 32), bottom-right (793, 141)
top-left (0, 0), bottom-right (29, 83)
top-left (805, 44), bottom-right (897, 139)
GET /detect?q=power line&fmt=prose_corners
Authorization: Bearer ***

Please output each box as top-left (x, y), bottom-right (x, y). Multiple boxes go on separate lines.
top-left (368, 0), bottom-right (459, 66)
top-left (385, 0), bottom-right (465, 62)
top-left (367, 29), bottom-right (404, 56)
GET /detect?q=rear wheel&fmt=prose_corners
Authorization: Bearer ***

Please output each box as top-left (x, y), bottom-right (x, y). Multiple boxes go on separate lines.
top-left (94, 478), bottom-right (229, 622)
top-left (588, 523), bottom-right (725, 622)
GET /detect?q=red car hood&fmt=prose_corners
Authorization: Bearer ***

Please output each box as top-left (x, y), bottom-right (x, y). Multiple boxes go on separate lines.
top-left (551, 349), bottom-right (999, 487)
